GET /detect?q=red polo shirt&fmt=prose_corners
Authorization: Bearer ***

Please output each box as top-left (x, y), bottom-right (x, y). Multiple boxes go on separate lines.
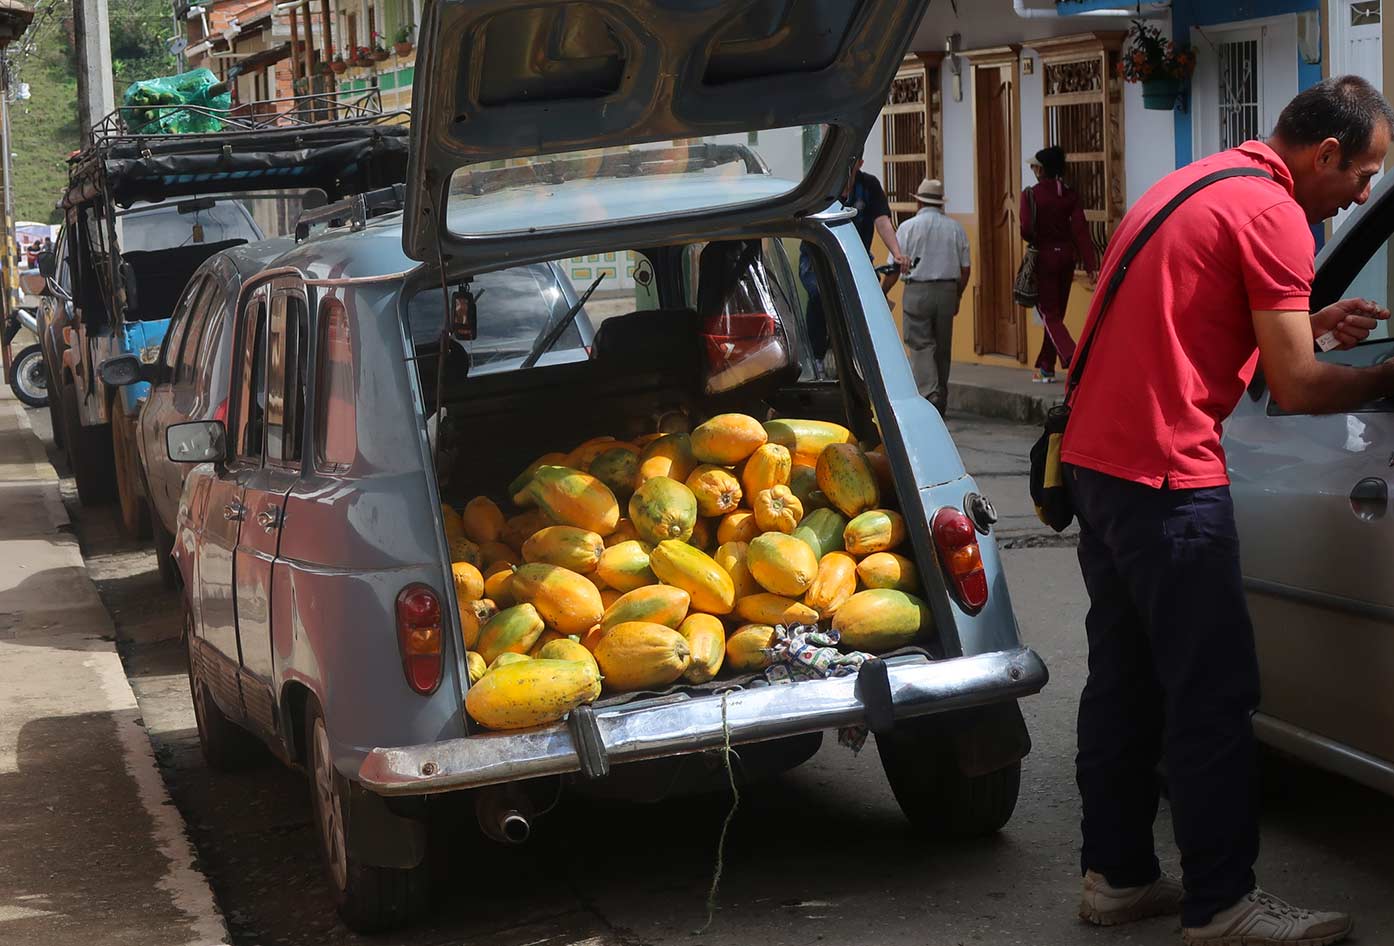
top-left (1060, 141), bottom-right (1314, 489)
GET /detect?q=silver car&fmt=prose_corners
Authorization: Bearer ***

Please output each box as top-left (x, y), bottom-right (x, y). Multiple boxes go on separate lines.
top-left (163, 0), bottom-right (1046, 932)
top-left (1227, 172), bottom-right (1394, 798)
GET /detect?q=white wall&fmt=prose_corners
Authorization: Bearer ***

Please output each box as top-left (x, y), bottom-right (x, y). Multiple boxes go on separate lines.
top-left (1020, 48), bottom-right (1046, 186)
top-left (942, 65), bottom-right (977, 215)
top-left (1123, 79), bottom-right (1177, 205)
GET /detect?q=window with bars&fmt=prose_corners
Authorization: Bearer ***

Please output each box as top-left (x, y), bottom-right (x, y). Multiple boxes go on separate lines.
top-left (1217, 38), bottom-right (1262, 150)
top-left (880, 56), bottom-right (942, 226)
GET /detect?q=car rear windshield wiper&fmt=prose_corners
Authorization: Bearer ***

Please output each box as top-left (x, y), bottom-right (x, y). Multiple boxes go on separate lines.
top-left (521, 273), bottom-right (605, 370)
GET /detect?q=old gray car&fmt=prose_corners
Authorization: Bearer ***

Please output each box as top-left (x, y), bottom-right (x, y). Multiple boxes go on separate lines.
top-left (164, 0), bottom-right (1047, 933)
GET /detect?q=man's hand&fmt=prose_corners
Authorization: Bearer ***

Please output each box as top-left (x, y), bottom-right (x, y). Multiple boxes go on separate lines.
top-left (1311, 297), bottom-right (1390, 350)
top-left (895, 252), bottom-right (911, 275)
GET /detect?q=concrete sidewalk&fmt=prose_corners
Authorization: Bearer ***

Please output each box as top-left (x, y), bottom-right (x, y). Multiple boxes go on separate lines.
top-left (0, 386), bottom-right (229, 945)
top-left (948, 361), bottom-right (1065, 424)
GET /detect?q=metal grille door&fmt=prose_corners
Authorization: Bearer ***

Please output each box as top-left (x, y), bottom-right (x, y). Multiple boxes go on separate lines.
top-left (1218, 38), bottom-right (1262, 150)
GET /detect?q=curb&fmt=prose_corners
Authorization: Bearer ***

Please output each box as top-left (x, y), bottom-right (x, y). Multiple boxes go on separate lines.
top-left (948, 378), bottom-right (1064, 425)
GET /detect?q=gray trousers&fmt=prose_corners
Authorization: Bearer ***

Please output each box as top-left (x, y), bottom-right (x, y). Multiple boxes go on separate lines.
top-left (901, 280), bottom-right (959, 413)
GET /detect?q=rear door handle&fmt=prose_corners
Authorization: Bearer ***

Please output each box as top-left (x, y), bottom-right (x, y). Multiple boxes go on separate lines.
top-left (257, 508), bottom-right (282, 532)
top-left (223, 500), bottom-right (246, 522)
top-left (1350, 477), bottom-right (1388, 521)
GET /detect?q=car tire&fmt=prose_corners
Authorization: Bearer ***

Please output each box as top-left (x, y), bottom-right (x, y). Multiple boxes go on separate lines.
top-left (304, 699), bottom-right (431, 933)
top-left (185, 607), bottom-right (265, 772)
top-left (60, 383), bottom-right (116, 506)
top-left (151, 509), bottom-right (179, 589)
top-left (9, 344), bottom-right (48, 407)
top-left (46, 364), bottom-right (64, 451)
top-left (876, 716), bottom-right (1022, 839)
top-left (112, 411), bottom-right (152, 538)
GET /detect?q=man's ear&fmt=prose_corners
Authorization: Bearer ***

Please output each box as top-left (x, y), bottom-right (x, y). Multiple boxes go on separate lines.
top-left (1316, 137), bottom-right (1343, 168)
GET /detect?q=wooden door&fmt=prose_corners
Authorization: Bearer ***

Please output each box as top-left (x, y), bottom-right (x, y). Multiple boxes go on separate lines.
top-left (973, 60), bottom-right (1023, 361)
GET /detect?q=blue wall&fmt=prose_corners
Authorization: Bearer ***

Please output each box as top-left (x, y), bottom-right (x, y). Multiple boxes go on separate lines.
top-left (1170, 0), bottom-right (1323, 168)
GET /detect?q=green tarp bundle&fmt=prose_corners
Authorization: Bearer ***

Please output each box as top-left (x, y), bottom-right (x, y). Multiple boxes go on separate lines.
top-left (121, 68), bottom-right (231, 135)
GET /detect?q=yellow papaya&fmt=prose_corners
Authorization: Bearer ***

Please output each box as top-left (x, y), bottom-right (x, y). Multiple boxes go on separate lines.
top-left (832, 589), bottom-right (931, 652)
top-left (648, 540), bottom-right (735, 615)
top-left (686, 464), bottom-right (743, 518)
top-left (863, 446), bottom-right (896, 497)
top-left (465, 658), bottom-right (602, 730)
top-left (567, 436), bottom-right (621, 471)
top-left (483, 565), bottom-right (515, 606)
top-left (604, 518), bottom-right (641, 547)
top-left (791, 506), bottom-right (846, 561)
top-left (462, 496), bottom-right (506, 544)
top-left (601, 584), bottom-right (691, 631)
top-left (816, 444), bottom-right (880, 519)
top-left (678, 613), bottom-right (726, 683)
top-left (475, 603), bottom-right (547, 664)
top-left (753, 485), bottom-right (804, 534)
top-left (747, 532), bottom-right (820, 596)
top-left (502, 508), bottom-right (552, 551)
top-left (465, 650), bottom-right (487, 684)
top-left (490, 652), bottom-right (531, 670)
top-left (538, 637), bottom-right (600, 675)
top-left (735, 593), bottom-right (820, 627)
top-left (509, 563), bottom-right (605, 636)
top-left (592, 621), bottom-right (691, 692)
top-left (459, 597), bottom-right (498, 650)
top-left (726, 624), bottom-right (776, 672)
top-left (601, 588), bottom-right (623, 610)
top-left (451, 561), bottom-right (485, 604)
top-left (522, 525), bottom-right (605, 574)
top-left (690, 516), bottom-right (717, 552)
top-left (441, 504), bottom-right (465, 541)
top-left (716, 510), bottom-right (761, 546)
top-left (763, 418), bottom-right (855, 467)
top-left (804, 551), bottom-right (858, 618)
top-left (579, 622), bottom-right (608, 653)
top-left (740, 443), bottom-right (792, 499)
top-left (507, 451), bottom-right (572, 504)
top-left (596, 540), bottom-right (658, 593)
top-left (713, 540), bottom-right (761, 601)
top-left (856, 552), bottom-right (921, 593)
top-left (636, 432), bottom-right (698, 485)
top-left (628, 476), bottom-right (698, 545)
top-left (529, 629), bottom-right (567, 658)
top-left (449, 536), bottom-right (482, 568)
top-left (691, 413), bottom-right (767, 465)
top-left (589, 446), bottom-right (640, 498)
top-left (478, 540), bottom-right (516, 569)
top-left (844, 509), bottom-right (907, 556)
top-left (528, 466), bottom-right (620, 536)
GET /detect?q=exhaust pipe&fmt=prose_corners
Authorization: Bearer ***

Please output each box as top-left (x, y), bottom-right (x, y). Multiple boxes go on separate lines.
top-left (475, 785), bottom-right (532, 845)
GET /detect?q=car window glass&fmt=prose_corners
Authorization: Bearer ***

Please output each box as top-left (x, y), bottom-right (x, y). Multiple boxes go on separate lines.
top-left (236, 295), bottom-right (268, 461)
top-left (118, 201), bottom-right (262, 251)
top-left (265, 290), bottom-right (308, 465)
top-left (195, 299), bottom-right (227, 400)
top-left (316, 298), bottom-right (356, 471)
top-left (176, 280), bottom-right (218, 383)
top-left (161, 289), bottom-right (194, 372)
top-left (1340, 243), bottom-right (1393, 343)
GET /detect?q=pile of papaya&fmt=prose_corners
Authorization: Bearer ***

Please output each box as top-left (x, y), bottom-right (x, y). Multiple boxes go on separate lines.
top-left (443, 414), bottom-right (933, 731)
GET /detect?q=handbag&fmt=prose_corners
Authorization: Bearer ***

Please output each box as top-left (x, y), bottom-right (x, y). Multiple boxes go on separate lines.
top-left (1028, 166), bottom-right (1274, 532)
top-left (1012, 187), bottom-right (1038, 308)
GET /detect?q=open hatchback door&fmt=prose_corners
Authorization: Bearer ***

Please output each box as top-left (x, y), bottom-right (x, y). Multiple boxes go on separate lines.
top-left (402, 0), bottom-right (930, 263)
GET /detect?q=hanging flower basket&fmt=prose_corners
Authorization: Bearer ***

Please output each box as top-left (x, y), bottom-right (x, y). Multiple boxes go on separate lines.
top-left (394, 40), bottom-right (413, 57)
top-left (329, 58), bottom-right (347, 75)
top-left (1141, 77), bottom-right (1183, 110)
top-left (1117, 19), bottom-right (1195, 112)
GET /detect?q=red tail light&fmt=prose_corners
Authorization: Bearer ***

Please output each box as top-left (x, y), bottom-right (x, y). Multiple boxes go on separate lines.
top-left (212, 399), bottom-right (228, 424)
top-left (395, 584), bottom-right (443, 695)
top-left (932, 507), bottom-right (989, 613)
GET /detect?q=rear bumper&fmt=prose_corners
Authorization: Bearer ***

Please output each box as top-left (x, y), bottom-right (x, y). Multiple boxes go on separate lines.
top-left (358, 646), bottom-right (1048, 796)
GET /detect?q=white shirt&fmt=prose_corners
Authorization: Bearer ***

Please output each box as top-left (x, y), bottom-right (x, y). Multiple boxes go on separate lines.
top-left (889, 205), bottom-right (970, 281)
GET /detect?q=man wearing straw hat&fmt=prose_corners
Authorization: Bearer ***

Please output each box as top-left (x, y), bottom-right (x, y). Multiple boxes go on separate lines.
top-left (881, 177), bottom-right (971, 414)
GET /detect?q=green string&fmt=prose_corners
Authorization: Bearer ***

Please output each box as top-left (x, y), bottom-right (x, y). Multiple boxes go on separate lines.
top-left (695, 690), bottom-right (740, 935)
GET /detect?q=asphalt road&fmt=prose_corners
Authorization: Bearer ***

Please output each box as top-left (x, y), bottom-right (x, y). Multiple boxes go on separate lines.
top-left (31, 408), bottom-right (1394, 946)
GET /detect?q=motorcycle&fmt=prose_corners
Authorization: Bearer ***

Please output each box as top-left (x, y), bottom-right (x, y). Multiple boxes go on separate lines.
top-left (4, 307), bottom-right (48, 407)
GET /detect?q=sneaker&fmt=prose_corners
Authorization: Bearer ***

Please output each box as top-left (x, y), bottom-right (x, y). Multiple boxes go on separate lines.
top-left (1033, 371), bottom-right (1058, 384)
top-left (1079, 870), bottom-right (1183, 927)
top-left (1182, 889), bottom-right (1353, 946)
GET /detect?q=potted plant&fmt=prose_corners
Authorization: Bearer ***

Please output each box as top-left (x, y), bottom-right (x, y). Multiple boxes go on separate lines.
top-left (393, 25), bottom-right (414, 57)
top-left (1117, 19), bottom-right (1196, 110)
top-left (351, 45), bottom-right (373, 68)
top-left (370, 33), bottom-right (390, 62)
top-left (330, 51), bottom-right (347, 74)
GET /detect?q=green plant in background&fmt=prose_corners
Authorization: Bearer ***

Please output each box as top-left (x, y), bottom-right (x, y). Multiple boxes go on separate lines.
top-left (1117, 19), bottom-right (1196, 83)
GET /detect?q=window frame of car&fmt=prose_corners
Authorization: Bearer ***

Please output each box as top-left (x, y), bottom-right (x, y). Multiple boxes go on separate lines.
top-left (262, 278), bottom-right (311, 471)
top-left (232, 283), bottom-right (270, 466)
top-left (159, 274), bottom-right (206, 376)
top-left (174, 278), bottom-right (221, 386)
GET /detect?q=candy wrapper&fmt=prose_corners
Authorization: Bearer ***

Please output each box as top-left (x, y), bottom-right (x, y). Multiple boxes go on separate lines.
top-left (762, 624), bottom-right (873, 752)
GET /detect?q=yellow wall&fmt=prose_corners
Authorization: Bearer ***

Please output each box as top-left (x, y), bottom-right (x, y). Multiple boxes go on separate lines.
top-left (872, 215), bottom-right (1097, 369)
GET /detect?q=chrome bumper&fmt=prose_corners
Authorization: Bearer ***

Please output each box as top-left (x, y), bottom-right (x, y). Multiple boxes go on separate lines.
top-left (358, 647), bottom-right (1048, 796)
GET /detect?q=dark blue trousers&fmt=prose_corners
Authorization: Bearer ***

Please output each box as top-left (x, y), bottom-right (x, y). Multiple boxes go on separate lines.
top-left (1069, 465), bottom-right (1260, 928)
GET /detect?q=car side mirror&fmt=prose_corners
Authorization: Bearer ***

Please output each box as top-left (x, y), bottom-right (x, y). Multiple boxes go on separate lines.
top-left (36, 251), bottom-right (56, 279)
top-left (167, 420), bottom-right (226, 464)
top-left (100, 354), bottom-right (169, 388)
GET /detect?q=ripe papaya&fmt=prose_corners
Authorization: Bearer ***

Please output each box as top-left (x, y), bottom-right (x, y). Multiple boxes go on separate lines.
top-left (449, 536), bottom-right (482, 568)
top-left (747, 532), bottom-right (820, 597)
top-left (690, 516), bottom-right (717, 552)
top-left (596, 540), bottom-right (658, 593)
top-left (816, 444), bottom-right (880, 519)
top-left (636, 432), bottom-right (698, 485)
top-left (522, 525), bottom-right (606, 574)
top-left (600, 585), bottom-right (691, 631)
top-left (604, 518), bottom-right (641, 547)
top-left (762, 418), bottom-right (855, 467)
top-left (678, 613), bottom-right (726, 683)
top-left (740, 443), bottom-right (792, 499)
top-left (600, 588), bottom-right (623, 610)
top-left (804, 551), bottom-right (858, 618)
top-left (483, 565), bottom-right (515, 606)
top-left (490, 652), bottom-right (532, 671)
top-left (628, 476), bottom-right (698, 545)
top-left (442, 504), bottom-right (466, 542)
top-left (592, 621), bottom-right (692, 692)
top-left (691, 413), bottom-right (767, 465)
top-left (787, 464), bottom-right (820, 510)
top-left (863, 446), bottom-right (896, 497)
top-left (735, 593), bottom-right (820, 627)
top-left (791, 507), bottom-right (847, 561)
top-left (528, 629), bottom-right (567, 658)
top-left (465, 650), bottom-right (487, 684)
top-left (502, 508), bottom-right (552, 551)
top-left (475, 603), bottom-right (547, 664)
top-left (528, 466), bottom-right (620, 536)
top-left (716, 510), bottom-right (761, 546)
top-left (538, 636), bottom-right (600, 675)
top-left (832, 589), bottom-right (931, 652)
top-left (462, 496), bottom-right (506, 544)
top-left (843, 509), bottom-right (907, 556)
top-left (478, 540), bottom-right (516, 569)
top-left (567, 436), bottom-right (621, 472)
top-left (856, 552), bottom-right (921, 593)
top-left (648, 540), bottom-right (735, 615)
top-left (753, 485), bottom-right (804, 534)
top-left (726, 624), bottom-right (776, 672)
top-left (509, 563), bottom-right (605, 636)
top-left (507, 451), bottom-right (571, 504)
top-left (686, 464), bottom-right (743, 518)
top-left (589, 446), bottom-right (640, 499)
top-left (713, 540), bottom-right (761, 601)
top-left (451, 561), bottom-right (485, 604)
top-left (465, 658), bottom-right (602, 730)
top-left (459, 597), bottom-right (498, 650)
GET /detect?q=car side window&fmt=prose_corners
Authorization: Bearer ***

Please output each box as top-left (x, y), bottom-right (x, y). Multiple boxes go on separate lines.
top-left (316, 297), bottom-right (356, 472)
top-left (264, 289), bottom-right (309, 466)
top-left (194, 298), bottom-right (227, 399)
top-left (235, 294), bottom-right (268, 462)
top-left (175, 280), bottom-right (217, 384)
top-left (161, 277), bottom-right (201, 372)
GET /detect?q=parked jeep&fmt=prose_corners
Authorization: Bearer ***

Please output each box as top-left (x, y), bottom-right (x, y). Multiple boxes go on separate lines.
top-left (161, 0), bottom-right (1046, 933)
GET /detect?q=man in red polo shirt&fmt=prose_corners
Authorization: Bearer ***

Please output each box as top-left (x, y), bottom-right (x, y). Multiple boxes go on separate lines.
top-left (1062, 76), bottom-right (1394, 946)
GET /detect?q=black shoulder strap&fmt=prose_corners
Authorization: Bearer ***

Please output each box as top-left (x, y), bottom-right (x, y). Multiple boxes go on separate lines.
top-left (1065, 167), bottom-right (1275, 401)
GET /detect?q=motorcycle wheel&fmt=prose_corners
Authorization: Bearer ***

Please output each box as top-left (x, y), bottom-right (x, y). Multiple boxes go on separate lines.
top-left (9, 344), bottom-right (47, 408)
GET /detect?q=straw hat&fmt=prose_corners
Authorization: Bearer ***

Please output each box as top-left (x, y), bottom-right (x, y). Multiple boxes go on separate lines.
top-left (913, 178), bottom-right (945, 206)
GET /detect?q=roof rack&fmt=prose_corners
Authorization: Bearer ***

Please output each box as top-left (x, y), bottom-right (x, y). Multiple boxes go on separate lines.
top-left (294, 183), bottom-right (406, 242)
top-left (89, 88), bottom-right (404, 145)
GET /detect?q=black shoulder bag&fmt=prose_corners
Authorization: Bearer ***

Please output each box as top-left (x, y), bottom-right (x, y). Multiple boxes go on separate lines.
top-left (1029, 167), bottom-right (1274, 532)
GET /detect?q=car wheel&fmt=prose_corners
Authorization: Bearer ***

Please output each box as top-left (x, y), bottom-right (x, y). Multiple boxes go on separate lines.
top-left (60, 384), bottom-right (116, 506)
top-left (9, 344), bottom-right (48, 407)
top-left (112, 411), bottom-right (151, 538)
top-left (151, 510), bottom-right (179, 589)
top-left (185, 606), bottom-right (264, 771)
top-left (876, 715), bottom-right (1022, 839)
top-left (305, 699), bottom-right (431, 933)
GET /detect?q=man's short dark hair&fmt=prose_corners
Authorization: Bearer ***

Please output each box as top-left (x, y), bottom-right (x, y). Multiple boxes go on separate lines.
top-left (1273, 74), bottom-right (1394, 165)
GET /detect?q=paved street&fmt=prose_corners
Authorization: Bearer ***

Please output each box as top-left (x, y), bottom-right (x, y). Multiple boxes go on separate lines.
top-left (23, 408), bottom-right (1394, 946)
